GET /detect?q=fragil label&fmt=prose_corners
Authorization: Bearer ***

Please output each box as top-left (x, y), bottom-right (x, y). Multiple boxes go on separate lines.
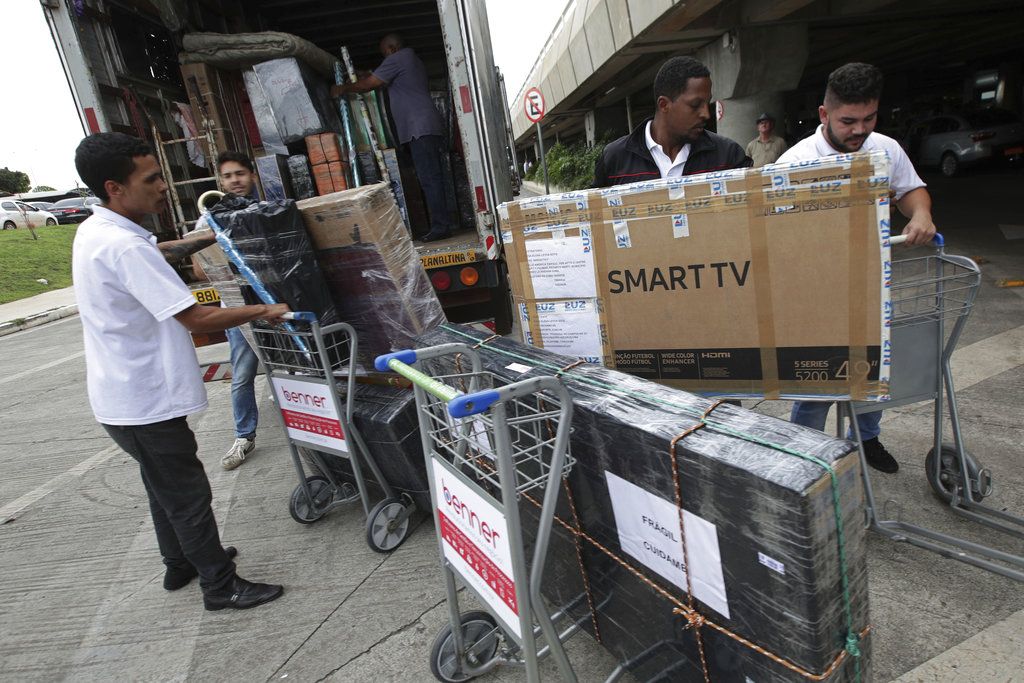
top-left (432, 458), bottom-right (520, 638)
top-left (605, 471), bottom-right (729, 618)
top-left (270, 376), bottom-right (347, 452)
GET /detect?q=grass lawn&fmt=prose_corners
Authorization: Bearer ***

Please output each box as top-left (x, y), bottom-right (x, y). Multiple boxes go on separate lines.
top-left (0, 225), bottom-right (78, 304)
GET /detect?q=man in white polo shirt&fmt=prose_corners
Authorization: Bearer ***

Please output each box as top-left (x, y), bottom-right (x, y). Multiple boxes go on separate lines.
top-left (778, 63), bottom-right (937, 474)
top-left (72, 132), bottom-right (288, 610)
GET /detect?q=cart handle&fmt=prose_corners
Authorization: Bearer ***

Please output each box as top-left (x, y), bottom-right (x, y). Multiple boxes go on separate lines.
top-left (448, 390), bottom-right (501, 418)
top-left (375, 351), bottom-right (463, 402)
top-left (281, 311), bottom-right (317, 322)
top-left (890, 232), bottom-right (944, 247)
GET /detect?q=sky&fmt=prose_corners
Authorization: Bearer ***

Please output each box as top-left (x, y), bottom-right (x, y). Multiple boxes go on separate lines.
top-left (0, 0), bottom-right (566, 192)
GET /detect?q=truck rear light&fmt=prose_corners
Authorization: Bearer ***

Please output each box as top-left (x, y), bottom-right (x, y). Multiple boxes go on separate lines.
top-left (971, 131), bottom-right (995, 142)
top-left (475, 186), bottom-right (487, 211)
top-left (431, 270), bottom-right (452, 291)
top-left (459, 266), bottom-right (479, 287)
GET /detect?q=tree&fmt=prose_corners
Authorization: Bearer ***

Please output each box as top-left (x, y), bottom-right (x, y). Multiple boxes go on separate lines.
top-left (0, 167), bottom-right (31, 194)
top-left (32, 185), bottom-right (56, 192)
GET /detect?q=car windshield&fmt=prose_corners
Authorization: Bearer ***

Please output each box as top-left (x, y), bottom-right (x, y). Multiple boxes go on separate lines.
top-left (54, 198), bottom-right (86, 207)
top-left (964, 109), bottom-right (1019, 128)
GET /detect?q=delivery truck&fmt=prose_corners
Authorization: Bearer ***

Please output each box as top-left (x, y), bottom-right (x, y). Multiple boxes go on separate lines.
top-left (43, 0), bottom-right (517, 332)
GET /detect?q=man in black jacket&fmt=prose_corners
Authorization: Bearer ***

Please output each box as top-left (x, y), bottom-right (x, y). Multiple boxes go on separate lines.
top-left (593, 56), bottom-right (750, 188)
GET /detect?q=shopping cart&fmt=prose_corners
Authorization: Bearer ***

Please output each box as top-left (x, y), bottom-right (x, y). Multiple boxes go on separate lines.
top-left (376, 344), bottom-right (623, 683)
top-left (248, 312), bottom-right (417, 553)
top-left (843, 233), bottom-right (1024, 581)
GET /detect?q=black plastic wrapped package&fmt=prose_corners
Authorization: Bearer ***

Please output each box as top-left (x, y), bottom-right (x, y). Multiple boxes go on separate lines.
top-left (414, 324), bottom-right (871, 683)
top-left (287, 154), bottom-right (316, 200)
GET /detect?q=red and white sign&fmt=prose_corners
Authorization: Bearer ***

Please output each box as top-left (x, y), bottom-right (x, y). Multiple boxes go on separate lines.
top-left (432, 458), bottom-right (520, 637)
top-left (270, 376), bottom-right (347, 453)
top-left (524, 87), bottom-right (546, 123)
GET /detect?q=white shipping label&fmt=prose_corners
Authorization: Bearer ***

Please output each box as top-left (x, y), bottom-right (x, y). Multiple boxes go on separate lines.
top-left (505, 362), bottom-right (533, 374)
top-left (758, 552), bottom-right (785, 575)
top-left (432, 458), bottom-right (521, 637)
top-left (270, 376), bottom-right (348, 453)
top-left (533, 300), bottom-right (604, 362)
top-left (672, 214), bottom-right (689, 238)
top-left (524, 233), bottom-right (597, 298)
top-left (605, 471), bottom-right (729, 618)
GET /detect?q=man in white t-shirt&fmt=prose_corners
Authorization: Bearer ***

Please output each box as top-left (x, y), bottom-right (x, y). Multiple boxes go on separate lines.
top-left (72, 132), bottom-right (289, 610)
top-left (778, 63), bottom-right (937, 474)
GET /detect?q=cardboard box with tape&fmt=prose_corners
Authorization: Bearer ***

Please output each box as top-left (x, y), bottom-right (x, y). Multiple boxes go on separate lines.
top-left (499, 151), bottom-right (894, 400)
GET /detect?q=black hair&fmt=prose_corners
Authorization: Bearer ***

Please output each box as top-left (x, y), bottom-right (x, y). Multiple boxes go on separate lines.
top-left (216, 151), bottom-right (254, 173)
top-left (653, 56), bottom-right (711, 103)
top-left (74, 133), bottom-right (153, 202)
top-left (824, 63), bottom-right (884, 107)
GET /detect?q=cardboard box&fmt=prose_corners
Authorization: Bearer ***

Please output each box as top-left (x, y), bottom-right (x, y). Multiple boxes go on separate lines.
top-left (296, 184), bottom-right (445, 363)
top-left (305, 133), bottom-right (345, 166)
top-left (312, 161), bottom-right (349, 195)
top-left (179, 63), bottom-right (239, 156)
top-left (417, 324), bottom-right (870, 681)
top-left (499, 151), bottom-right (894, 401)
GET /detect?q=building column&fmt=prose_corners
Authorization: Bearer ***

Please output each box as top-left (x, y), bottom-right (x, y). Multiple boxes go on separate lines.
top-left (698, 25), bottom-right (808, 145)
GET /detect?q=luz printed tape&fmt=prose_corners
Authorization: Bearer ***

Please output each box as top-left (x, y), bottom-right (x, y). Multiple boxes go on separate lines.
top-left (613, 219), bottom-right (631, 248)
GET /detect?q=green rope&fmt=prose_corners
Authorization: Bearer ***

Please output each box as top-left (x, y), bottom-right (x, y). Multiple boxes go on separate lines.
top-left (439, 324), bottom-right (863, 680)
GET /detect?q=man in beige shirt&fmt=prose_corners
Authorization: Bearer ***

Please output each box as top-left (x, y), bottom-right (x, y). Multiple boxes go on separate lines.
top-left (745, 113), bottom-right (788, 167)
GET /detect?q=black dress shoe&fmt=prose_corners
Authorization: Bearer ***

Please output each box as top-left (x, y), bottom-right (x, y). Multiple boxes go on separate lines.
top-left (203, 577), bottom-right (284, 611)
top-left (862, 438), bottom-right (899, 474)
top-left (163, 546), bottom-right (238, 591)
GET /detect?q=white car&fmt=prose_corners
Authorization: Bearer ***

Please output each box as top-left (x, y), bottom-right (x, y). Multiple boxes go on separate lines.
top-left (1, 199), bottom-right (58, 230)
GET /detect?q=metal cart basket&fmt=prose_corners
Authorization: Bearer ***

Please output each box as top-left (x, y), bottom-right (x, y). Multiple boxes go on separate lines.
top-left (250, 312), bottom-right (416, 553)
top-left (377, 343), bottom-right (624, 683)
top-left (846, 234), bottom-right (1024, 581)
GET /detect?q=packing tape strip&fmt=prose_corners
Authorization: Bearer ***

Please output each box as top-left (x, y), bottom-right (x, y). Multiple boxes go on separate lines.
top-left (612, 220), bottom-right (632, 248)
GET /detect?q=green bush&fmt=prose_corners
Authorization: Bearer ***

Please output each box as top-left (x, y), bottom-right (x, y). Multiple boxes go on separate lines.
top-left (525, 140), bottom-right (606, 191)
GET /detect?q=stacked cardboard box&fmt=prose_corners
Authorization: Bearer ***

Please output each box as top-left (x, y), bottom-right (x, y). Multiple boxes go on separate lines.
top-left (498, 151), bottom-right (894, 401)
top-left (296, 183), bottom-right (446, 365)
top-left (416, 324), bottom-right (870, 682)
top-left (305, 133), bottom-right (350, 195)
top-left (179, 63), bottom-right (243, 156)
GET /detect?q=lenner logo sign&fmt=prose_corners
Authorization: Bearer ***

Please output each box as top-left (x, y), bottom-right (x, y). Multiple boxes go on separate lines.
top-left (442, 479), bottom-right (502, 548)
top-left (270, 376), bottom-right (347, 453)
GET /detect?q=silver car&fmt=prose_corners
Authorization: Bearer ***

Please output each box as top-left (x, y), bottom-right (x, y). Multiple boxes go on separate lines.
top-left (0, 199), bottom-right (58, 230)
top-left (906, 109), bottom-right (1024, 177)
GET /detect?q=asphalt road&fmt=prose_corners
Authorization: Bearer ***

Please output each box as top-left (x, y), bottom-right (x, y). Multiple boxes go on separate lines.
top-left (1, 166), bottom-right (1022, 681)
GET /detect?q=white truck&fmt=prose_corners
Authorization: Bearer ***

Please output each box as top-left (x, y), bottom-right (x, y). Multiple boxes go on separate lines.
top-left (43, 0), bottom-right (517, 332)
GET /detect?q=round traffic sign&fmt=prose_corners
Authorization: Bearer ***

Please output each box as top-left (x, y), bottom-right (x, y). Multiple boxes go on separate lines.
top-left (524, 87), bottom-right (546, 123)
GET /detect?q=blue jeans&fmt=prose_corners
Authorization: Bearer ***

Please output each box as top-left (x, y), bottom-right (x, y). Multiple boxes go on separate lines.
top-left (227, 326), bottom-right (259, 440)
top-left (408, 134), bottom-right (455, 235)
top-left (790, 401), bottom-right (881, 441)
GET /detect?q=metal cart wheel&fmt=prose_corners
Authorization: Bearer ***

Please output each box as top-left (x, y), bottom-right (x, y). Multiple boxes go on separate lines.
top-left (289, 476), bottom-right (333, 524)
top-left (365, 497), bottom-right (412, 553)
top-left (429, 610), bottom-right (501, 683)
top-left (925, 444), bottom-right (991, 503)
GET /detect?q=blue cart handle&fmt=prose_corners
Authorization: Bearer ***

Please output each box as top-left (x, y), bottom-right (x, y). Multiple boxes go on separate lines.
top-left (448, 390), bottom-right (501, 418)
top-left (375, 350), bottom-right (418, 372)
top-left (890, 232), bottom-right (944, 247)
top-left (281, 311), bottom-right (317, 322)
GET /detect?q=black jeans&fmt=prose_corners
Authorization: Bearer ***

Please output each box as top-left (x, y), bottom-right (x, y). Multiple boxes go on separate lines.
top-left (408, 134), bottom-right (455, 236)
top-left (102, 417), bottom-right (235, 592)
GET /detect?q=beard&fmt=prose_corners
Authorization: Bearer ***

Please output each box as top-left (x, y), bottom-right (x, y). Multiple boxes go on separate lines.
top-left (825, 121), bottom-right (868, 153)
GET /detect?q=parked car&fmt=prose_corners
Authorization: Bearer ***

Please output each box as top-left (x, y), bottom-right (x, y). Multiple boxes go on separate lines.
top-left (49, 196), bottom-right (100, 224)
top-left (905, 108), bottom-right (1024, 177)
top-left (0, 200), bottom-right (58, 229)
top-left (28, 201), bottom-right (58, 211)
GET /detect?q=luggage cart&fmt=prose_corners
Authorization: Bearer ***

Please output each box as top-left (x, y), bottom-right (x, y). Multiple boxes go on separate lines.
top-left (844, 233), bottom-right (1024, 581)
top-left (376, 344), bottom-right (624, 683)
top-left (249, 312), bottom-right (417, 553)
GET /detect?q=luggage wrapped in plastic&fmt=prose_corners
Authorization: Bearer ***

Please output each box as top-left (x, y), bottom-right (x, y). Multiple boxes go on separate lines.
top-left (242, 70), bottom-right (287, 155)
top-left (287, 154), bottom-right (315, 200)
top-left (251, 57), bottom-right (341, 143)
top-left (414, 323), bottom-right (871, 683)
top-left (296, 183), bottom-right (446, 366)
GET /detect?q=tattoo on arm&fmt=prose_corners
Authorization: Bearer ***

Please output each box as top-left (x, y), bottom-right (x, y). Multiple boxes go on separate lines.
top-left (159, 233), bottom-right (217, 264)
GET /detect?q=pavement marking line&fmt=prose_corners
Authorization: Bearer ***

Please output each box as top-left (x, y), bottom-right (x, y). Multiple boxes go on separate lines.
top-left (0, 349), bottom-right (85, 387)
top-left (0, 442), bottom-right (121, 523)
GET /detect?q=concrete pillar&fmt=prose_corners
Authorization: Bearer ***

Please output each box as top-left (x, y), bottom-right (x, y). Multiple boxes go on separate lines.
top-left (698, 24), bottom-right (808, 145)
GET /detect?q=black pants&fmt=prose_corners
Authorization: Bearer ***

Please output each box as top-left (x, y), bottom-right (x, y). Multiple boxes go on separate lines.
top-left (102, 417), bottom-right (235, 592)
top-left (408, 134), bottom-right (455, 236)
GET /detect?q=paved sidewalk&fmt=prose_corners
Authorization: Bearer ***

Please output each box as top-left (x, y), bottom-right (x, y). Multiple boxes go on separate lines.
top-left (0, 287), bottom-right (78, 337)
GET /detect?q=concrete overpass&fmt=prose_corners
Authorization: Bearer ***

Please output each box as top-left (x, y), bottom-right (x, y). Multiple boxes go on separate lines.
top-left (510, 0), bottom-right (1024, 158)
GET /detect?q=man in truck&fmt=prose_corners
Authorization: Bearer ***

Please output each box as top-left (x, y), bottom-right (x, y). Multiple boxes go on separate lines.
top-left (592, 56), bottom-right (750, 187)
top-left (73, 132), bottom-right (287, 611)
top-left (330, 33), bottom-right (456, 243)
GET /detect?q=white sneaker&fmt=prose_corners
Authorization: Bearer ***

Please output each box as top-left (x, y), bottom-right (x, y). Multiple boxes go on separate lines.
top-left (222, 437), bottom-right (255, 470)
